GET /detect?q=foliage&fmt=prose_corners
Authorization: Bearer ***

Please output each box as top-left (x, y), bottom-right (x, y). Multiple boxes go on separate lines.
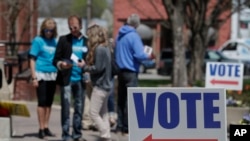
top-left (160, 0), bottom-right (250, 85)
top-left (39, 0), bottom-right (108, 18)
top-left (192, 80), bottom-right (205, 87)
top-left (38, 0), bottom-right (71, 17)
top-left (227, 91), bottom-right (250, 107)
top-left (70, 0), bottom-right (107, 18)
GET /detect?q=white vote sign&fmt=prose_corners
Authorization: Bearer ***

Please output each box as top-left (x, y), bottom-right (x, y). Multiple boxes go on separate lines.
top-left (128, 87), bottom-right (227, 141)
top-left (205, 62), bottom-right (244, 90)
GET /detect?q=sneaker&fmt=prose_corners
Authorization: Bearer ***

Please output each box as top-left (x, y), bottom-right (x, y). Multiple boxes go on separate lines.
top-left (122, 132), bottom-right (129, 136)
top-left (109, 112), bottom-right (117, 129)
top-left (44, 128), bottom-right (56, 137)
top-left (89, 124), bottom-right (98, 131)
top-left (109, 117), bottom-right (116, 128)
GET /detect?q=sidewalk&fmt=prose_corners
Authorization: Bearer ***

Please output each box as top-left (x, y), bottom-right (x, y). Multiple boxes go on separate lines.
top-left (10, 102), bottom-right (128, 141)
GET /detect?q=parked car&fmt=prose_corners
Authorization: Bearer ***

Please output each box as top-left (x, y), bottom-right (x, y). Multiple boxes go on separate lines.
top-left (218, 38), bottom-right (250, 61)
top-left (157, 49), bottom-right (189, 75)
top-left (139, 59), bottom-right (156, 73)
top-left (157, 49), bottom-right (172, 75)
top-left (217, 38), bottom-right (250, 74)
top-left (157, 49), bottom-right (250, 76)
top-left (203, 50), bottom-right (244, 73)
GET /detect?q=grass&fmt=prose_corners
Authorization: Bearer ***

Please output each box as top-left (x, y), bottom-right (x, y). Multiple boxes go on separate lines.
top-left (53, 93), bottom-right (60, 105)
top-left (53, 79), bottom-right (250, 107)
top-left (140, 79), bottom-right (250, 107)
top-left (53, 79), bottom-right (170, 105)
top-left (138, 79), bottom-right (171, 87)
top-left (226, 79), bottom-right (250, 107)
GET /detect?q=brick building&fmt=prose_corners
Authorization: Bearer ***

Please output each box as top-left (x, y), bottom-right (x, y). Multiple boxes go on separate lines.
top-left (113, 0), bottom-right (231, 54)
top-left (0, 0), bottom-right (38, 100)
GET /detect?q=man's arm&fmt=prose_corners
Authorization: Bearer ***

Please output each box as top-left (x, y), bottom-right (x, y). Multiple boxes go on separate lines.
top-left (53, 37), bottom-right (64, 70)
top-left (131, 33), bottom-right (150, 61)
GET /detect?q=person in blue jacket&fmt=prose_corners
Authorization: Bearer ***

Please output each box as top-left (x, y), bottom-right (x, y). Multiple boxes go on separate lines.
top-left (115, 14), bottom-right (154, 135)
top-left (29, 18), bottom-right (58, 139)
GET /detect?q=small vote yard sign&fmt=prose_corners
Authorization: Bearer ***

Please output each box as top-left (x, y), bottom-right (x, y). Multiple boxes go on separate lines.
top-left (128, 88), bottom-right (227, 141)
top-left (205, 62), bottom-right (244, 91)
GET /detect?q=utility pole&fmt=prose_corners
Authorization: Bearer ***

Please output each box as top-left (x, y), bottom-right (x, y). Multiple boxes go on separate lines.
top-left (86, 0), bottom-right (92, 30)
top-left (237, 0), bottom-right (241, 38)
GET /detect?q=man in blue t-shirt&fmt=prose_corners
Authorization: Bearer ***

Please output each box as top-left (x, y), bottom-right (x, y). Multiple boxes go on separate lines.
top-left (53, 15), bottom-right (87, 141)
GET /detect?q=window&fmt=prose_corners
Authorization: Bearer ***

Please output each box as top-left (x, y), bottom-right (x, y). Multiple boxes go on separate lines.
top-left (207, 51), bottom-right (220, 60)
top-left (222, 43), bottom-right (237, 51)
top-left (161, 51), bottom-right (173, 59)
top-left (237, 43), bottom-right (250, 55)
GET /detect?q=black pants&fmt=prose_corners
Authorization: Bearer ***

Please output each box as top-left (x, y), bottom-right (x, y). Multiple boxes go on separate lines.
top-left (116, 70), bottom-right (138, 133)
top-left (36, 80), bottom-right (56, 107)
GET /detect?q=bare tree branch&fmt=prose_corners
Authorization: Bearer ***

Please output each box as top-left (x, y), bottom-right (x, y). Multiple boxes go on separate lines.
top-left (19, 2), bottom-right (36, 42)
top-left (0, 0), bottom-right (35, 56)
top-left (162, 0), bottom-right (174, 24)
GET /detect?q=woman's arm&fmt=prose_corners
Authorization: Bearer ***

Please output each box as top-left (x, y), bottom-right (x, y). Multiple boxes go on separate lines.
top-left (83, 46), bottom-right (106, 74)
top-left (29, 57), bottom-right (38, 87)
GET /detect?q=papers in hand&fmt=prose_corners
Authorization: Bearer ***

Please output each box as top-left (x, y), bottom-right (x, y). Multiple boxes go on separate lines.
top-left (70, 53), bottom-right (79, 63)
top-left (62, 59), bottom-right (73, 65)
top-left (144, 45), bottom-right (153, 55)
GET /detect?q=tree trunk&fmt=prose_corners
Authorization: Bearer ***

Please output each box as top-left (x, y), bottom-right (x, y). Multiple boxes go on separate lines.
top-left (188, 34), bottom-right (205, 85)
top-left (172, 1), bottom-right (188, 87)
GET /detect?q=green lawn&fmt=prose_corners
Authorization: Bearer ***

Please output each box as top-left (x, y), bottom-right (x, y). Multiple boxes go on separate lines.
top-left (138, 79), bottom-right (171, 87)
top-left (53, 79), bottom-right (250, 107)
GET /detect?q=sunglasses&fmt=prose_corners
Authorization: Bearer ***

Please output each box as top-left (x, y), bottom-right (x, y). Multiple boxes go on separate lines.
top-left (44, 29), bottom-right (54, 33)
top-left (69, 26), bottom-right (78, 31)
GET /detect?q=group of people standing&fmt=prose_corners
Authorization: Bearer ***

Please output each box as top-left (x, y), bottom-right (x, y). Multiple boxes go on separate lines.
top-left (29, 13), bottom-right (154, 141)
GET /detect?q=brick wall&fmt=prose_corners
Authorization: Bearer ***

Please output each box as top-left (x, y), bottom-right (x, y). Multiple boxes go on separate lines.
top-left (0, 0), bottom-right (38, 101)
top-left (13, 80), bottom-right (36, 101)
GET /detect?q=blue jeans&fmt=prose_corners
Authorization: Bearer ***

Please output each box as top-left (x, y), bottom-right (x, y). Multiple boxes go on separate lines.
top-left (60, 81), bottom-right (85, 140)
top-left (108, 78), bottom-right (115, 112)
top-left (117, 70), bottom-right (138, 133)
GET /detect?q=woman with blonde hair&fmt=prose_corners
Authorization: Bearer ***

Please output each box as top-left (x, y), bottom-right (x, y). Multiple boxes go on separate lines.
top-left (83, 24), bottom-right (112, 141)
top-left (29, 18), bottom-right (57, 139)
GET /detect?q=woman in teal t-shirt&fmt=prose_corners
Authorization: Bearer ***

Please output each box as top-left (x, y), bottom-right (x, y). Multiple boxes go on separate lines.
top-left (29, 18), bottom-right (57, 139)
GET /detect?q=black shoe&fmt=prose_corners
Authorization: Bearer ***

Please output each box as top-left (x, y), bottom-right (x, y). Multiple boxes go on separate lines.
top-left (38, 129), bottom-right (45, 139)
top-left (89, 124), bottom-right (98, 131)
top-left (44, 128), bottom-right (55, 137)
top-left (100, 137), bottom-right (113, 141)
top-left (74, 138), bottom-right (87, 141)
